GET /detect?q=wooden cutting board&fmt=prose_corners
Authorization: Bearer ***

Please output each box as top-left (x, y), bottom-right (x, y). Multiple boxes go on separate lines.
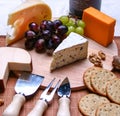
top-left (9, 37), bottom-right (118, 91)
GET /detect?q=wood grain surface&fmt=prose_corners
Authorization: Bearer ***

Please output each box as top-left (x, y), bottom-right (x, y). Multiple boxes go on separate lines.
top-left (9, 37), bottom-right (118, 91)
top-left (0, 36), bottom-right (120, 116)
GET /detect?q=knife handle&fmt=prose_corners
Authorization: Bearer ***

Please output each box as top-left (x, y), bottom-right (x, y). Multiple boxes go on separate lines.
top-left (27, 99), bottom-right (48, 116)
top-left (57, 97), bottom-right (70, 116)
top-left (2, 94), bottom-right (26, 116)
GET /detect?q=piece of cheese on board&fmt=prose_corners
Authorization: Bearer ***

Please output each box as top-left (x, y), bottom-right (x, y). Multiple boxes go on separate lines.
top-left (6, 0), bottom-right (52, 45)
top-left (82, 7), bottom-right (116, 47)
top-left (0, 47), bottom-right (32, 92)
top-left (50, 32), bottom-right (88, 71)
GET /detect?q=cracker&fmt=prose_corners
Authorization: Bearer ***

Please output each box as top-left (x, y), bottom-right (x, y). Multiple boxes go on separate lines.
top-left (91, 68), bottom-right (116, 96)
top-left (106, 78), bottom-right (120, 104)
top-left (83, 66), bottom-right (102, 92)
top-left (96, 103), bottom-right (120, 116)
top-left (78, 93), bottom-right (110, 116)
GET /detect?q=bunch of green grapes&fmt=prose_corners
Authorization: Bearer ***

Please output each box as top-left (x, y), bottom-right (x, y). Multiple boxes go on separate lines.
top-left (59, 15), bottom-right (85, 36)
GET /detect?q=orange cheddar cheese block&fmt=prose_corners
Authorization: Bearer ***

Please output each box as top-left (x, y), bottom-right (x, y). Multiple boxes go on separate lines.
top-left (82, 7), bottom-right (116, 47)
top-left (6, 0), bottom-right (52, 45)
top-left (0, 47), bottom-right (32, 92)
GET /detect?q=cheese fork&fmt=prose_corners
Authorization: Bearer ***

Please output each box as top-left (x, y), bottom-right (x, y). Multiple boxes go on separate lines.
top-left (27, 78), bottom-right (61, 116)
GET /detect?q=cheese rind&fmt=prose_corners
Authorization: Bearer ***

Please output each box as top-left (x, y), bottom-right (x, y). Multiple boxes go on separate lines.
top-left (0, 47), bottom-right (32, 92)
top-left (82, 7), bottom-right (116, 47)
top-left (50, 32), bottom-right (88, 71)
top-left (6, 0), bottom-right (52, 45)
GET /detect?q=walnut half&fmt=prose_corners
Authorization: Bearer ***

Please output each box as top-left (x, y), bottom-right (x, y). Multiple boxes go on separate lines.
top-left (89, 52), bottom-right (102, 67)
top-left (98, 50), bottom-right (106, 60)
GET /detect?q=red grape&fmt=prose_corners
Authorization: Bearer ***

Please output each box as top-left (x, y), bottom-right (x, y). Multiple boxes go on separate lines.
top-left (46, 20), bottom-right (55, 32)
top-left (29, 22), bottom-right (39, 33)
top-left (53, 20), bottom-right (62, 29)
top-left (40, 20), bottom-right (48, 30)
top-left (25, 30), bottom-right (36, 40)
top-left (25, 39), bottom-right (35, 50)
top-left (42, 30), bottom-right (51, 40)
top-left (52, 34), bottom-right (61, 48)
top-left (24, 19), bottom-right (68, 55)
top-left (56, 25), bottom-right (68, 35)
top-left (35, 39), bottom-right (45, 53)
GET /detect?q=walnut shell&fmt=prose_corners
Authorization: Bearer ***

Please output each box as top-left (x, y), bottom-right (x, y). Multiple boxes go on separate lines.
top-left (112, 55), bottom-right (120, 70)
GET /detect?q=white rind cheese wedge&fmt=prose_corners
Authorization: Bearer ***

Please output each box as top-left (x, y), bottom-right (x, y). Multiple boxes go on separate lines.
top-left (50, 32), bottom-right (88, 71)
top-left (6, 0), bottom-right (52, 45)
top-left (0, 47), bottom-right (32, 92)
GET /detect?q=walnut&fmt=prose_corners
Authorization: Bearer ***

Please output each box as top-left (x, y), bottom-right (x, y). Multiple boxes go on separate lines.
top-left (89, 53), bottom-right (102, 67)
top-left (112, 55), bottom-right (120, 70)
top-left (94, 61), bottom-right (103, 67)
top-left (89, 51), bottom-right (107, 67)
top-left (98, 50), bottom-right (106, 60)
top-left (89, 53), bottom-right (97, 58)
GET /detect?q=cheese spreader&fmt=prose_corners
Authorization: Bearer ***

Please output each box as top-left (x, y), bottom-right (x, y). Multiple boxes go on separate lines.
top-left (57, 77), bottom-right (71, 116)
top-left (3, 71), bottom-right (44, 116)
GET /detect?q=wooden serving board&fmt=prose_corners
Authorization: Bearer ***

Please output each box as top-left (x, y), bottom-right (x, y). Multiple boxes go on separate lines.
top-left (10, 38), bottom-right (118, 91)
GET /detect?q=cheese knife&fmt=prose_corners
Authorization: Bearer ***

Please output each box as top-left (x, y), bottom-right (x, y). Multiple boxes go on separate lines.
top-left (3, 71), bottom-right (44, 116)
top-left (57, 77), bottom-right (71, 116)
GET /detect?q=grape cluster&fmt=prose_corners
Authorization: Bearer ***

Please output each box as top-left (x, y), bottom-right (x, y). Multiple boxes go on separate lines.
top-left (24, 20), bottom-right (68, 55)
top-left (59, 16), bottom-right (85, 36)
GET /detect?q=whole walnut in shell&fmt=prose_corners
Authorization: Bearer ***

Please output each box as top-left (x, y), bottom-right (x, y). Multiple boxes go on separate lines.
top-left (112, 55), bottom-right (120, 70)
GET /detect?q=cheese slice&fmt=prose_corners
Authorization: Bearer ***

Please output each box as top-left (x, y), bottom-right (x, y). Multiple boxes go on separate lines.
top-left (0, 47), bottom-right (32, 92)
top-left (50, 32), bottom-right (88, 71)
top-left (6, 0), bottom-right (52, 45)
top-left (82, 7), bottom-right (116, 47)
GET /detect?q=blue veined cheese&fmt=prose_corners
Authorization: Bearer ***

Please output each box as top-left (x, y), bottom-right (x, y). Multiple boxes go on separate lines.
top-left (50, 32), bottom-right (88, 71)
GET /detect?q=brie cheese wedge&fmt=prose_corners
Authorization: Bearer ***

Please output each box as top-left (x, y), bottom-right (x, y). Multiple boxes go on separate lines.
top-left (50, 32), bottom-right (88, 71)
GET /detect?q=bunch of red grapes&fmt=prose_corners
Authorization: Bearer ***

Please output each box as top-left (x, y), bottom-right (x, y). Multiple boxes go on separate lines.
top-left (24, 20), bottom-right (68, 55)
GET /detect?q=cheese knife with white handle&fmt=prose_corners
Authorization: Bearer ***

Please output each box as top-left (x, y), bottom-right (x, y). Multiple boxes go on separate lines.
top-left (3, 72), bottom-right (44, 116)
top-left (57, 77), bottom-right (71, 116)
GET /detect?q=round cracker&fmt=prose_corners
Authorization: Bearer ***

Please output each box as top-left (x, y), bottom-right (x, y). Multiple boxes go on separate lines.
top-left (78, 93), bottom-right (110, 116)
top-left (91, 68), bottom-right (116, 96)
top-left (83, 67), bottom-right (102, 92)
top-left (96, 103), bottom-right (120, 116)
top-left (106, 78), bottom-right (120, 104)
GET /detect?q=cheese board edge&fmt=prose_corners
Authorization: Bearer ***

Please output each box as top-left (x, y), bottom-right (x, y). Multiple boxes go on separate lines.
top-left (0, 35), bottom-right (118, 91)
top-left (10, 37), bottom-right (118, 91)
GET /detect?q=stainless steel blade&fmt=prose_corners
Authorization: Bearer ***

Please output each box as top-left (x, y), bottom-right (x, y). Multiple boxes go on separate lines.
top-left (57, 77), bottom-right (71, 97)
top-left (3, 72), bottom-right (44, 116)
top-left (15, 71), bottom-right (44, 96)
top-left (57, 77), bottom-right (71, 116)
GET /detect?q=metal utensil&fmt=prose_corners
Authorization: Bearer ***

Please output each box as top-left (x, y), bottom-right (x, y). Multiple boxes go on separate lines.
top-left (3, 71), bottom-right (44, 116)
top-left (57, 77), bottom-right (71, 116)
top-left (27, 78), bottom-right (61, 116)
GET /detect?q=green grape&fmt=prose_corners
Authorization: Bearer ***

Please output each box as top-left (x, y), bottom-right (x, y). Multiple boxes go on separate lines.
top-left (75, 26), bottom-right (84, 35)
top-left (66, 18), bottom-right (76, 27)
top-left (76, 19), bottom-right (86, 28)
top-left (66, 26), bottom-right (75, 35)
top-left (59, 16), bottom-right (69, 25)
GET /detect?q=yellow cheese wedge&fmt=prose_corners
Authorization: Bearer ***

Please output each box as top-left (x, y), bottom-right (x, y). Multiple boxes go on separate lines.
top-left (0, 47), bottom-right (32, 92)
top-left (82, 7), bottom-right (116, 47)
top-left (6, 0), bottom-right (52, 45)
